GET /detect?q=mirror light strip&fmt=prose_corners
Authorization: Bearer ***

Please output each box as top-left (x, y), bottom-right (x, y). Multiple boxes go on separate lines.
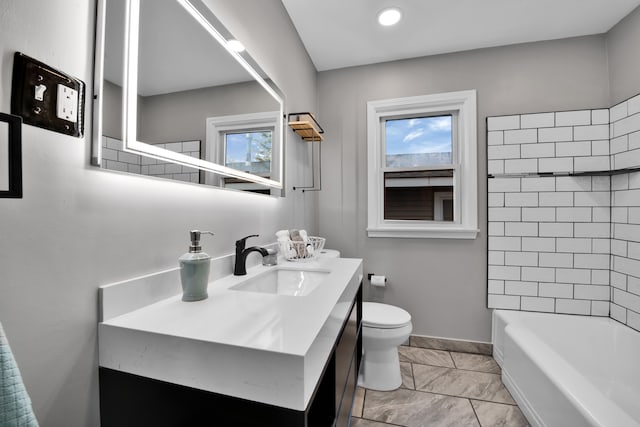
top-left (122, 0), bottom-right (283, 189)
top-left (90, 0), bottom-right (107, 166)
top-left (178, 0), bottom-right (283, 105)
top-left (178, 0), bottom-right (285, 189)
top-left (123, 0), bottom-right (139, 158)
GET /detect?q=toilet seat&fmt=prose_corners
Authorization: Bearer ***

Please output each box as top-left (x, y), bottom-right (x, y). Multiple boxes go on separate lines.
top-left (362, 302), bottom-right (411, 329)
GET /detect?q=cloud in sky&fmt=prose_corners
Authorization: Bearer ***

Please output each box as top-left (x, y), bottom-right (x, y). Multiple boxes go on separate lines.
top-left (427, 116), bottom-right (452, 131)
top-left (386, 115), bottom-right (452, 155)
top-left (403, 129), bottom-right (425, 143)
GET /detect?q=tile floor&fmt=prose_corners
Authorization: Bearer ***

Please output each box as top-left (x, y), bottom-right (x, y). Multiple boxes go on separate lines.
top-left (350, 343), bottom-right (529, 427)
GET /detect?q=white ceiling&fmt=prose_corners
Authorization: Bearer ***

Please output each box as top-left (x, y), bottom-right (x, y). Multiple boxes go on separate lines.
top-left (281, 0), bottom-right (640, 71)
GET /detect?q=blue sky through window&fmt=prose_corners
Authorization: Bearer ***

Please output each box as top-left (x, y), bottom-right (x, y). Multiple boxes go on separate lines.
top-left (385, 116), bottom-right (452, 167)
top-left (225, 131), bottom-right (272, 164)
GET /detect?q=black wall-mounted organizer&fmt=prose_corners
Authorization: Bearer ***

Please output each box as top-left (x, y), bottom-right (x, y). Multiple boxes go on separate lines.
top-left (0, 112), bottom-right (23, 199)
top-left (288, 112), bottom-right (324, 192)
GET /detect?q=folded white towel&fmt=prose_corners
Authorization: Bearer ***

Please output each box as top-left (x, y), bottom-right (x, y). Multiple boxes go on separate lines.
top-left (289, 229), bottom-right (301, 240)
top-left (275, 230), bottom-right (290, 240)
top-left (277, 237), bottom-right (296, 259)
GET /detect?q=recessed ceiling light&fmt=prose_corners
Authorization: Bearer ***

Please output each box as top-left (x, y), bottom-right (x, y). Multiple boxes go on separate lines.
top-left (377, 8), bottom-right (402, 26)
top-left (227, 39), bottom-right (245, 53)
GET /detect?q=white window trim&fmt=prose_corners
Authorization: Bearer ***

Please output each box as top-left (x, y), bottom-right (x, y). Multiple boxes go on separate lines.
top-left (434, 192), bottom-right (454, 221)
top-left (366, 90), bottom-right (478, 239)
top-left (205, 111), bottom-right (281, 188)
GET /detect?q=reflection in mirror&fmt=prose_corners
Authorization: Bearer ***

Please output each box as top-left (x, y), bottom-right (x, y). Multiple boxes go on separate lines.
top-left (93, 0), bottom-right (284, 195)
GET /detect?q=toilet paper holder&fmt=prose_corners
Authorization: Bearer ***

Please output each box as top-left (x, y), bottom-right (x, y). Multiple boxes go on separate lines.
top-left (367, 273), bottom-right (387, 283)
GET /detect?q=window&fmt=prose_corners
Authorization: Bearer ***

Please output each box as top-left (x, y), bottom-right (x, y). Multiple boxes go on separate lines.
top-left (383, 115), bottom-right (454, 221)
top-left (367, 90), bottom-right (478, 239)
top-left (205, 111), bottom-right (281, 192)
top-left (224, 130), bottom-right (272, 176)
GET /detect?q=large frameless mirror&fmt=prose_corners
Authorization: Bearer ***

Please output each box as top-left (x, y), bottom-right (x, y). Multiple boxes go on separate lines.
top-left (92, 0), bottom-right (285, 195)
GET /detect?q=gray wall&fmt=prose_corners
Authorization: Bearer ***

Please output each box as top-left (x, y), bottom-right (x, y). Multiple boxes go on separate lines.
top-left (102, 80), bottom-right (144, 141)
top-left (0, 0), bottom-right (317, 425)
top-left (139, 80), bottom-right (276, 145)
top-left (317, 35), bottom-right (611, 342)
top-left (102, 79), bottom-right (123, 139)
top-left (607, 5), bottom-right (640, 105)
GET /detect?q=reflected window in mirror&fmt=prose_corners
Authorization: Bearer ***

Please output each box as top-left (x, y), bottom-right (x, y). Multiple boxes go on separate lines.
top-left (224, 130), bottom-right (272, 176)
top-left (222, 130), bottom-right (272, 195)
top-left (204, 111), bottom-right (280, 190)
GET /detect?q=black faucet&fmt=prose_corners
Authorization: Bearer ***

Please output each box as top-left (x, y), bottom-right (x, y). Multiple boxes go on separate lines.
top-left (234, 235), bottom-right (269, 276)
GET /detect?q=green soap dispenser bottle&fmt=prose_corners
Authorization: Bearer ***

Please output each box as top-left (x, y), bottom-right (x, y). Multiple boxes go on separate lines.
top-left (179, 230), bottom-right (214, 302)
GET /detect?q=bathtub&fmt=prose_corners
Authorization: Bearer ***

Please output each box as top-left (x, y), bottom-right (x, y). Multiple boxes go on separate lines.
top-left (492, 310), bottom-right (640, 427)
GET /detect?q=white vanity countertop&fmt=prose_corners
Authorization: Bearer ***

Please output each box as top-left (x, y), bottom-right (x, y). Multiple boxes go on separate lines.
top-left (99, 257), bottom-right (363, 411)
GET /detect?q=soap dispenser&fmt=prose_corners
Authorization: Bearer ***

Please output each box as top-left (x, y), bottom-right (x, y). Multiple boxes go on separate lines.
top-left (179, 230), bottom-right (214, 302)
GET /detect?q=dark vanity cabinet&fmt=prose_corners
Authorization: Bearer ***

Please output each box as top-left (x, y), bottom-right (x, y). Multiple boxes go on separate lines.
top-left (334, 290), bottom-right (362, 427)
top-left (99, 284), bottom-right (363, 427)
top-left (308, 285), bottom-right (362, 427)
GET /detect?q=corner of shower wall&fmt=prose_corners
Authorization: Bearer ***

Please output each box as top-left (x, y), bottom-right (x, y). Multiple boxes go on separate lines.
top-left (608, 94), bottom-right (640, 331)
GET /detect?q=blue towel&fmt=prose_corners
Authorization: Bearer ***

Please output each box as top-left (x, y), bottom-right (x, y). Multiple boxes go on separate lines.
top-left (0, 322), bottom-right (39, 427)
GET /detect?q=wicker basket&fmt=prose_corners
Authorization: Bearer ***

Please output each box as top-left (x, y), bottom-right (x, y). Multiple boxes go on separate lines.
top-left (279, 236), bottom-right (326, 262)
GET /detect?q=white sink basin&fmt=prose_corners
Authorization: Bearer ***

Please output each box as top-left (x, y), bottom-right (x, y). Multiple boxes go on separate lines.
top-left (230, 268), bottom-right (330, 296)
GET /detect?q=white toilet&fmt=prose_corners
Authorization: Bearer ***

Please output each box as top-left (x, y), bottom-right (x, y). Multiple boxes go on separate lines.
top-left (360, 302), bottom-right (412, 391)
top-left (318, 250), bottom-right (412, 391)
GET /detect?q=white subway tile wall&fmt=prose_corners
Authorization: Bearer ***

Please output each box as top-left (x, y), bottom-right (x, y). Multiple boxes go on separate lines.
top-left (101, 137), bottom-right (201, 183)
top-left (488, 95), bottom-right (640, 329)
top-left (487, 108), bottom-right (613, 176)
top-left (488, 174), bottom-right (611, 315)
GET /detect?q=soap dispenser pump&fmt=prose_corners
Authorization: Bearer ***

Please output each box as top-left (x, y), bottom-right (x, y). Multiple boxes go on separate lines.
top-left (179, 230), bottom-right (214, 302)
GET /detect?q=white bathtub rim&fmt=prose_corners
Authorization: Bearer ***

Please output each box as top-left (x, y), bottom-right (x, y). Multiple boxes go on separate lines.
top-left (492, 309), bottom-right (613, 367)
top-left (495, 309), bottom-right (640, 395)
top-left (504, 323), bottom-right (639, 427)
